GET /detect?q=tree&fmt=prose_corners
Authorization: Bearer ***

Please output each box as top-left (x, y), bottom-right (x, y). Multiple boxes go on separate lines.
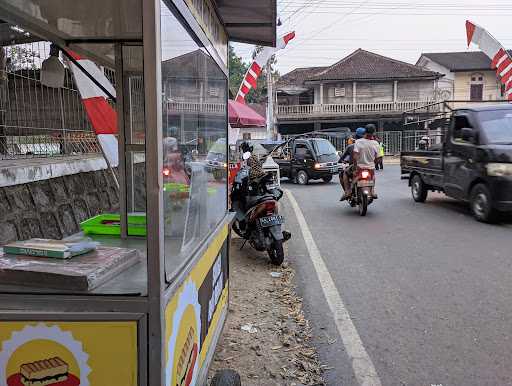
top-left (228, 44), bottom-right (248, 99)
top-left (6, 45), bottom-right (40, 71)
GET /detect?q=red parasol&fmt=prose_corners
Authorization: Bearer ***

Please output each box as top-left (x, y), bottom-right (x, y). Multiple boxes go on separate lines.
top-left (228, 100), bottom-right (266, 128)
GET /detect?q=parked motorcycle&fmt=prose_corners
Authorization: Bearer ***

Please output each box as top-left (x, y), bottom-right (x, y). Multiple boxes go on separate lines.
top-left (341, 163), bottom-right (375, 216)
top-left (230, 160), bottom-right (290, 265)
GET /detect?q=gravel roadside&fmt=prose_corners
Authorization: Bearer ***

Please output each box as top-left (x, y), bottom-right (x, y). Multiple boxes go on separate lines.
top-left (208, 237), bottom-right (325, 386)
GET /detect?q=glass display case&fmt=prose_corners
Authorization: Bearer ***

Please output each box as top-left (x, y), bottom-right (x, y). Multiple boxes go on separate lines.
top-left (0, 0), bottom-right (276, 385)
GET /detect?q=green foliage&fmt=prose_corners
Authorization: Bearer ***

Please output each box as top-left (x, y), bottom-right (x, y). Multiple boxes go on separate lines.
top-left (5, 46), bottom-right (40, 71)
top-left (228, 44), bottom-right (248, 98)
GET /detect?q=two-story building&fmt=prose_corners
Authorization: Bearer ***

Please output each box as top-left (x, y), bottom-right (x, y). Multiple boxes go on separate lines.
top-left (162, 49), bottom-right (226, 147)
top-left (416, 51), bottom-right (511, 104)
top-left (276, 49), bottom-right (442, 135)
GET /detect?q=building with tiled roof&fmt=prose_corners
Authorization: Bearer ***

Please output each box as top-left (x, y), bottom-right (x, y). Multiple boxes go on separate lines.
top-left (275, 49), bottom-right (443, 134)
top-left (417, 51), bottom-right (511, 102)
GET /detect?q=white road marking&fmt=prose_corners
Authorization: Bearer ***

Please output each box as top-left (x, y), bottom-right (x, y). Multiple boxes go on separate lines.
top-left (285, 189), bottom-right (382, 386)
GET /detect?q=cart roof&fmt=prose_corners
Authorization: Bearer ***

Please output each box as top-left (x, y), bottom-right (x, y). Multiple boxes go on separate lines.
top-left (0, 1), bottom-right (277, 64)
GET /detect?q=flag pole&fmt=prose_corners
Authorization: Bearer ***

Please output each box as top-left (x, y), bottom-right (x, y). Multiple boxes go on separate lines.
top-left (266, 58), bottom-right (273, 140)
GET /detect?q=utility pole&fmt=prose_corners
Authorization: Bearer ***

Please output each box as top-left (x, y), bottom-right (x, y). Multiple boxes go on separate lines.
top-left (266, 58), bottom-right (273, 140)
top-left (0, 48), bottom-right (6, 156)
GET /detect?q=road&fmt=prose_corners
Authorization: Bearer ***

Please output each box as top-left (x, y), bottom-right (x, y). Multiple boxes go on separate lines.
top-left (281, 165), bottom-right (512, 386)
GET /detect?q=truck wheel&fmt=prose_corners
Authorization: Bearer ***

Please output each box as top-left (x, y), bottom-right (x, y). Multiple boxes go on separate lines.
top-left (411, 175), bottom-right (428, 202)
top-left (323, 175), bottom-right (333, 183)
top-left (296, 170), bottom-right (309, 185)
top-left (470, 184), bottom-right (498, 223)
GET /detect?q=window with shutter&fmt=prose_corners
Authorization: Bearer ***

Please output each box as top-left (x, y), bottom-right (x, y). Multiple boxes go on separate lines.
top-left (469, 72), bottom-right (484, 101)
top-left (334, 87), bottom-right (345, 97)
top-left (470, 84), bottom-right (483, 101)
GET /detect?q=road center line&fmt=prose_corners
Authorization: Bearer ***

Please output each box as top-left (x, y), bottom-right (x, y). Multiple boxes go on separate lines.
top-left (285, 189), bottom-right (382, 386)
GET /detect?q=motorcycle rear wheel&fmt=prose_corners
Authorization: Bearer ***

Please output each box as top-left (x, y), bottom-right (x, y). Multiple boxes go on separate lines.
top-left (358, 193), bottom-right (368, 216)
top-left (267, 239), bottom-right (284, 265)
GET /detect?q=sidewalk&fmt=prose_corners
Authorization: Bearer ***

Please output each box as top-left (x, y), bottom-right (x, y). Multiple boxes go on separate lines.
top-left (208, 238), bottom-right (325, 386)
top-left (384, 155), bottom-right (400, 165)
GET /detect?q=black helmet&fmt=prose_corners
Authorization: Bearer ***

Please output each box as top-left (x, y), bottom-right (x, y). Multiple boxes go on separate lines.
top-left (240, 141), bottom-right (253, 153)
top-left (365, 124), bottom-right (376, 135)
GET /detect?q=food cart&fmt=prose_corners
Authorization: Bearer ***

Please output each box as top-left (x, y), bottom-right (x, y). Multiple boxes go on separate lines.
top-left (0, 1), bottom-right (276, 385)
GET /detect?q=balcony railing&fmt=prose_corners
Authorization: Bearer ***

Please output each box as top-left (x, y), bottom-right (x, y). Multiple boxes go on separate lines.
top-left (277, 100), bottom-right (435, 119)
top-left (166, 101), bottom-right (226, 115)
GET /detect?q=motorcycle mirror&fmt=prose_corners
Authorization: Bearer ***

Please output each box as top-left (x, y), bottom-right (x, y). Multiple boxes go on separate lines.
top-left (242, 151), bottom-right (251, 160)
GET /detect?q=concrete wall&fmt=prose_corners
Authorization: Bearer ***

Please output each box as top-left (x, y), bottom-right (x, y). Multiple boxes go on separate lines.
top-left (324, 82), bottom-right (353, 104)
top-left (238, 127), bottom-right (267, 140)
top-left (397, 80), bottom-right (435, 101)
top-left (356, 82), bottom-right (394, 103)
top-left (281, 79), bottom-right (436, 106)
top-left (454, 71), bottom-right (504, 101)
top-left (417, 56), bottom-right (454, 99)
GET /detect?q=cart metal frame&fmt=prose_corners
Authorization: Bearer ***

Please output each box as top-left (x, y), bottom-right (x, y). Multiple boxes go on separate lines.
top-left (0, 1), bottom-right (275, 385)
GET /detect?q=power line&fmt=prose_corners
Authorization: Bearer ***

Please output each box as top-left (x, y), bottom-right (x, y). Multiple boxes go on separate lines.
top-left (279, 0), bottom-right (374, 58)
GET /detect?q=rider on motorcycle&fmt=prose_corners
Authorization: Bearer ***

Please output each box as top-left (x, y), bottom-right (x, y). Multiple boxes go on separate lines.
top-left (240, 141), bottom-right (266, 182)
top-left (340, 127), bottom-right (366, 201)
top-left (352, 124), bottom-right (381, 199)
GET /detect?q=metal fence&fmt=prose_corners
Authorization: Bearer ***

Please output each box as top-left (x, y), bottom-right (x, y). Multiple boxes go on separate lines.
top-left (0, 42), bottom-right (102, 160)
top-left (282, 130), bottom-right (442, 156)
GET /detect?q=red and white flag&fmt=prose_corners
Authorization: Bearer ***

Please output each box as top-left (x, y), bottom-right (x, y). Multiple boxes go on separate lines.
top-left (466, 20), bottom-right (512, 102)
top-left (67, 51), bottom-right (120, 166)
top-left (235, 32), bottom-right (295, 104)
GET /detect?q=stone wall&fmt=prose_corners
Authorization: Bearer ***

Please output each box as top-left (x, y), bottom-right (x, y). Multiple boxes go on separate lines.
top-left (0, 169), bottom-right (119, 244)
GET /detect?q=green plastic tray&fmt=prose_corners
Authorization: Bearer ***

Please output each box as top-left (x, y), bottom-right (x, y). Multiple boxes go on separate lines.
top-left (80, 214), bottom-right (147, 237)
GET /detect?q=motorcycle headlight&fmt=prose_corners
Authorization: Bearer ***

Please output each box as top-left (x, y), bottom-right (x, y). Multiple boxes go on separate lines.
top-left (486, 163), bottom-right (512, 177)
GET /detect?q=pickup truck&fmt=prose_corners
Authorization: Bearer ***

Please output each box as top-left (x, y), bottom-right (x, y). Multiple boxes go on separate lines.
top-left (272, 137), bottom-right (339, 185)
top-left (401, 104), bottom-right (512, 222)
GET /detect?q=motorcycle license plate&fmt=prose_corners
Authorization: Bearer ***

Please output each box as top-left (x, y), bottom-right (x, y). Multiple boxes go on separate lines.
top-left (259, 215), bottom-right (284, 227)
top-left (357, 180), bottom-right (374, 187)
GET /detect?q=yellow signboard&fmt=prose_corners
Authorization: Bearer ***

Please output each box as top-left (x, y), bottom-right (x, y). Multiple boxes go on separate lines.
top-left (165, 224), bottom-right (229, 386)
top-left (0, 321), bottom-right (138, 386)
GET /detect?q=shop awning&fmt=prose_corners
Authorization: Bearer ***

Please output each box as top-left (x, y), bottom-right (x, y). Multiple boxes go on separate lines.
top-left (228, 100), bottom-right (266, 128)
top-left (214, 0), bottom-right (277, 46)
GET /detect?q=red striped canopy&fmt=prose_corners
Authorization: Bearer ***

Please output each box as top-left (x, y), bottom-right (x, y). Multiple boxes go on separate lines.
top-left (228, 100), bottom-right (266, 128)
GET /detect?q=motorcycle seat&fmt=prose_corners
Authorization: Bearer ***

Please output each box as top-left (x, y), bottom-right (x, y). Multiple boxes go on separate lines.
top-left (245, 194), bottom-right (275, 209)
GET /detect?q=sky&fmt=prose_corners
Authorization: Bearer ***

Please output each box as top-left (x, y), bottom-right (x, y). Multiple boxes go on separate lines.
top-left (232, 0), bottom-right (512, 75)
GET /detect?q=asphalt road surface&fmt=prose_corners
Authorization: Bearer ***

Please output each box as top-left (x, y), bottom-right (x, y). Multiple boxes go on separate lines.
top-left (281, 165), bottom-right (512, 386)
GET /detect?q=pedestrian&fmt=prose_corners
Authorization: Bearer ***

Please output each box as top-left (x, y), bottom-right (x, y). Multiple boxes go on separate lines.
top-left (376, 139), bottom-right (384, 170)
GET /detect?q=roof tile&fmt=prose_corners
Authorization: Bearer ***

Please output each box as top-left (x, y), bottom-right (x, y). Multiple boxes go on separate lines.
top-left (276, 66), bottom-right (327, 87)
top-left (307, 49), bottom-right (440, 82)
top-left (421, 50), bottom-right (512, 71)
